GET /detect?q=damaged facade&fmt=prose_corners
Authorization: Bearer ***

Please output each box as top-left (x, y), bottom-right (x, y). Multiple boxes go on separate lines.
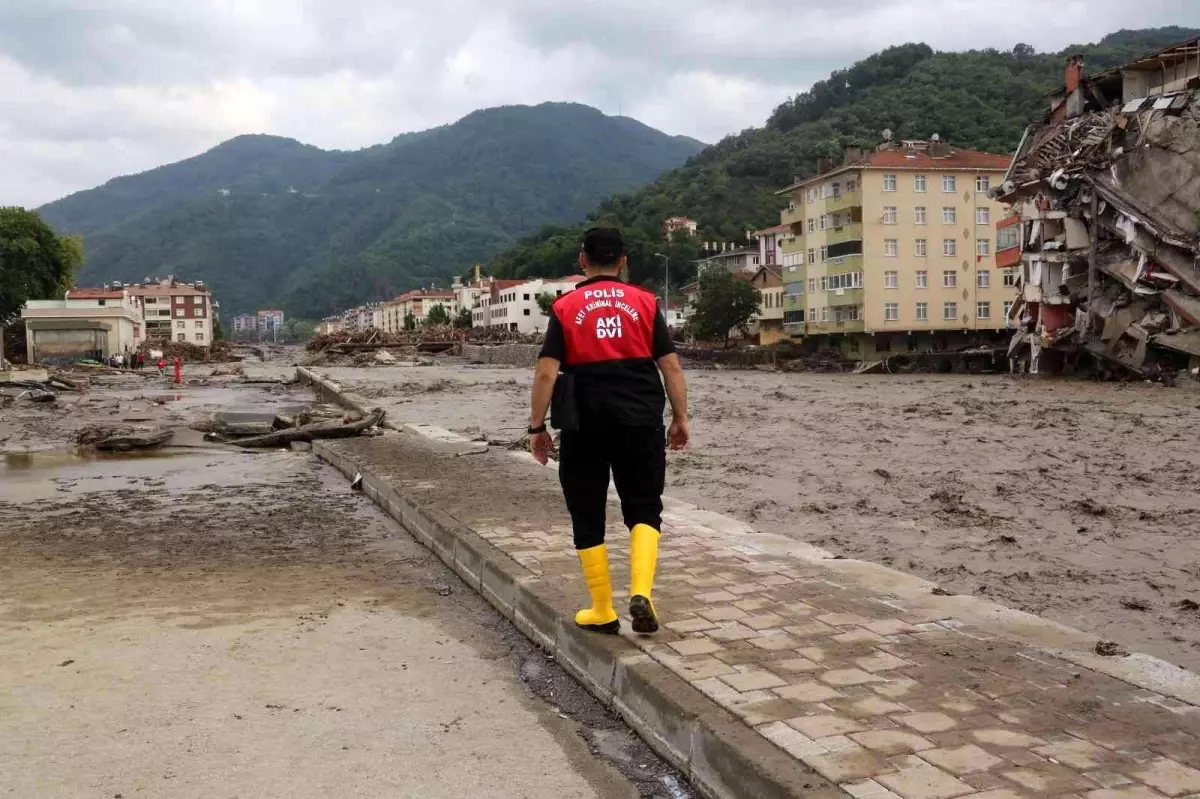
top-left (995, 39), bottom-right (1200, 379)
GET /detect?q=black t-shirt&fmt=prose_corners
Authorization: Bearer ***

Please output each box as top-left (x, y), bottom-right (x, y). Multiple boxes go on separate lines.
top-left (538, 276), bottom-right (675, 429)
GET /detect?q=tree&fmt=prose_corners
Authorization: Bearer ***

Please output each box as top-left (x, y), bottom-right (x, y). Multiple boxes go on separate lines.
top-left (0, 207), bottom-right (82, 325)
top-left (689, 269), bottom-right (760, 347)
top-left (279, 318), bottom-right (316, 342)
top-left (536, 292), bottom-right (556, 316)
top-left (453, 306), bottom-right (473, 329)
top-left (403, 312), bottom-right (417, 331)
top-left (426, 303), bottom-right (451, 326)
top-left (212, 317), bottom-right (226, 341)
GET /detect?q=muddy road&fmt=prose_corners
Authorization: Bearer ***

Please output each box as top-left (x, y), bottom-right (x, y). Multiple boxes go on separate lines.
top-left (277, 361), bottom-right (1200, 673)
top-left (0, 379), bottom-right (688, 799)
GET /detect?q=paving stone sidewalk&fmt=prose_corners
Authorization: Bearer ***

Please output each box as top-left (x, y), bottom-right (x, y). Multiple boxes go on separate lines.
top-left (319, 427), bottom-right (1200, 799)
top-left (475, 506), bottom-right (1200, 799)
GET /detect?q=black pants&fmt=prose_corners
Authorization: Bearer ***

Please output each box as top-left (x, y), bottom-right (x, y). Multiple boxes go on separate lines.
top-left (559, 425), bottom-right (665, 550)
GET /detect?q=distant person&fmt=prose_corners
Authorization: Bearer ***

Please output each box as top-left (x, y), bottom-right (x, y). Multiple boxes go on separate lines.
top-left (527, 227), bottom-right (689, 636)
top-left (157, 357), bottom-right (166, 377)
top-left (137, 351), bottom-right (146, 370)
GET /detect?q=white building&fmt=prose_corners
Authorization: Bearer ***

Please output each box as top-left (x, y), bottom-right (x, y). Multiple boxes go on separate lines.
top-left (22, 288), bottom-right (145, 364)
top-left (482, 276), bottom-right (587, 333)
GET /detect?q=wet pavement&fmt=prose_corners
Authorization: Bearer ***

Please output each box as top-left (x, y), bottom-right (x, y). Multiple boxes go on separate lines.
top-left (0, 381), bottom-right (690, 798)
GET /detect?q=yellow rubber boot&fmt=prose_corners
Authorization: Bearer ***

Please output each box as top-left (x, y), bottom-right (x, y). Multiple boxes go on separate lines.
top-left (629, 524), bottom-right (661, 634)
top-left (575, 545), bottom-right (620, 634)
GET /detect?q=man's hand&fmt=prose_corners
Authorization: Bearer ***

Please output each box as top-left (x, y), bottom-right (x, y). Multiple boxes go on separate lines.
top-left (530, 431), bottom-right (556, 464)
top-left (667, 417), bottom-right (690, 450)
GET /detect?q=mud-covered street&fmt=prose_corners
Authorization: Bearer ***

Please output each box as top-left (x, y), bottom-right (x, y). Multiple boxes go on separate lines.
top-left (276, 361), bottom-right (1200, 673)
top-left (0, 373), bottom-right (687, 799)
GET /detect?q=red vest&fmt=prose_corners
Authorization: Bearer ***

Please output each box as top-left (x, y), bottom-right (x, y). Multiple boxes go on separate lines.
top-left (552, 280), bottom-right (658, 366)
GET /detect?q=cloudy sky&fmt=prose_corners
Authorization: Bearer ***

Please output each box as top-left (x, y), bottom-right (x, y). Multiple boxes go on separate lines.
top-left (2, 0), bottom-right (1196, 207)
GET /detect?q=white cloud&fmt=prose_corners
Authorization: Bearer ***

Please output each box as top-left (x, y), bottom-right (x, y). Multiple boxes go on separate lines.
top-left (0, 0), bottom-right (1196, 206)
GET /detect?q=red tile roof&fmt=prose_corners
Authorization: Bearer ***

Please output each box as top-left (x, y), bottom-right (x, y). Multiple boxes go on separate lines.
top-left (553, 275), bottom-right (587, 284)
top-left (128, 284), bottom-right (210, 297)
top-left (777, 146), bottom-right (1011, 194)
top-left (853, 148), bottom-right (1011, 171)
top-left (67, 288), bottom-right (126, 299)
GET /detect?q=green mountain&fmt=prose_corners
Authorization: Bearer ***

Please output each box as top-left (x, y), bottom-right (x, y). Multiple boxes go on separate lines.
top-left (488, 27), bottom-right (1200, 292)
top-left (37, 103), bottom-right (705, 317)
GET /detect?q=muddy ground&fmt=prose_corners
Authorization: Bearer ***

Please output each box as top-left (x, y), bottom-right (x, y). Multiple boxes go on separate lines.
top-left (276, 360), bottom-right (1200, 673)
top-left (0, 373), bottom-right (689, 798)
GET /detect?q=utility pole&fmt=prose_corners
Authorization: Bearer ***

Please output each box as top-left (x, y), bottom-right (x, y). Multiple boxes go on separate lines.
top-left (654, 253), bottom-right (669, 322)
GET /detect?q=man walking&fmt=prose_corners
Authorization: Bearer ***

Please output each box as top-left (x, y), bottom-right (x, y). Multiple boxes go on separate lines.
top-left (528, 227), bottom-right (689, 635)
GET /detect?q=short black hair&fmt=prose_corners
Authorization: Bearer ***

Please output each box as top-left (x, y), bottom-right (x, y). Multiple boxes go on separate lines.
top-left (582, 227), bottom-right (624, 267)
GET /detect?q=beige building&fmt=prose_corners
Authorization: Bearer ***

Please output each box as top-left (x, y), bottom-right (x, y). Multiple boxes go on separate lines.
top-left (380, 288), bottom-right (458, 333)
top-left (776, 140), bottom-right (1013, 359)
top-left (22, 288), bottom-right (144, 364)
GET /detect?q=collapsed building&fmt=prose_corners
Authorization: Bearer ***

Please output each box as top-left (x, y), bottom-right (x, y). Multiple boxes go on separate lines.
top-left (995, 40), bottom-right (1200, 379)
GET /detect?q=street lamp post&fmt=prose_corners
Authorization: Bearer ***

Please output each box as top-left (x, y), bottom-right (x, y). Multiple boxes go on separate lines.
top-left (654, 253), bottom-right (669, 323)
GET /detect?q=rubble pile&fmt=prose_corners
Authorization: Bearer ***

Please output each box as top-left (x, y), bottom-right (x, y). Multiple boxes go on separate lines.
top-left (143, 339), bottom-right (243, 363)
top-left (997, 72), bottom-right (1200, 380)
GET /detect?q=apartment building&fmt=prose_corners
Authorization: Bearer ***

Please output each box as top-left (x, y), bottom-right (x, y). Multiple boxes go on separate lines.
top-left (480, 276), bottom-right (587, 333)
top-left (775, 139), bottom-right (1012, 358)
top-left (127, 278), bottom-right (214, 347)
top-left (380, 288), bottom-right (458, 333)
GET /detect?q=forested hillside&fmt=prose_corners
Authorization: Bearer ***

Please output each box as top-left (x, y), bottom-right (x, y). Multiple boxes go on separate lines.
top-left (489, 27), bottom-right (1199, 293)
top-left (38, 104), bottom-right (704, 317)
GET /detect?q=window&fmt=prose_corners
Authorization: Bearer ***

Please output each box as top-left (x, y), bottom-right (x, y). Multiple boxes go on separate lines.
top-left (849, 338), bottom-right (860, 354)
top-left (194, 320), bottom-right (204, 328)
top-left (807, 219), bottom-right (815, 233)
top-left (807, 248), bottom-right (815, 264)
top-left (916, 270), bottom-right (928, 288)
top-left (822, 272), bottom-right (863, 291)
top-left (144, 297), bottom-right (157, 304)
top-left (820, 306), bottom-right (829, 322)
top-left (943, 175), bottom-right (957, 193)
top-left (883, 174), bottom-right (897, 192)
top-left (523, 308), bottom-right (531, 316)
top-left (808, 278), bottom-right (817, 293)
top-left (976, 301), bottom-right (991, 319)
top-left (916, 302), bottom-right (929, 321)
top-left (943, 239), bottom-right (957, 257)
top-left (975, 176), bottom-right (990, 192)
top-left (998, 224), bottom-right (1020, 251)
top-left (191, 295), bottom-right (201, 304)
top-left (1004, 300), bottom-right (1014, 319)
top-left (977, 238), bottom-right (991, 257)
top-left (976, 207), bottom-right (990, 225)
top-left (915, 239), bottom-right (927, 257)
top-left (883, 206), bottom-right (897, 224)
top-left (175, 308), bottom-right (184, 317)
top-left (831, 181), bottom-right (841, 199)
top-left (914, 175), bottom-right (927, 193)
top-left (943, 301), bottom-right (958, 320)
top-left (523, 293), bottom-right (530, 301)
top-left (884, 240), bottom-right (898, 257)
top-left (819, 215), bottom-right (828, 230)
top-left (885, 271), bottom-right (898, 288)
top-left (942, 206), bottom-right (956, 224)
top-left (806, 188), bottom-right (815, 204)
top-left (819, 245), bottom-right (828, 262)
top-left (914, 206), bottom-right (927, 225)
top-left (885, 302), bottom-right (899, 321)
top-left (846, 178), bottom-right (857, 192)
top-left (943, 270), bottom-right (957, 288)
top-left (196, 333), bottom-right (205, 341)
top-left (1003, 268), bottom-right (1018, 287)
top-left (177, 334), bottom-right (186, 342)
top-left (176, 320), bottom-right (186, 329)
top-left (977, 270), bottom-right (991, 288)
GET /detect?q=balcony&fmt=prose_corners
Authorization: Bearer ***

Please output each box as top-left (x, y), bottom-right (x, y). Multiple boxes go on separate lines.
top-left (823, 254), bottom-right (863, 272)
top-left (824, 189), bottom-right (861, 215)
top-left (825, 287), bottom-right (863, 305)
top-left (807, 318), bottom-right (865, 335)
top-left (780, 206), bottom-right (804, 226)
top-left (826, 223), bottom-right (863, 246)
top-left (783, 294), bottom-right (807, 312)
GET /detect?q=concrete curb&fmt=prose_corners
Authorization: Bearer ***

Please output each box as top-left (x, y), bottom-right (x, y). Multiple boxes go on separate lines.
top-left (312, 438), bottom-right (843, 799)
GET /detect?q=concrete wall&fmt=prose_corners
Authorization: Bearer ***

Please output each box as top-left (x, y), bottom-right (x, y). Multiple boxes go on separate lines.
top-left (461, 343), bottom-right (541, 367)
